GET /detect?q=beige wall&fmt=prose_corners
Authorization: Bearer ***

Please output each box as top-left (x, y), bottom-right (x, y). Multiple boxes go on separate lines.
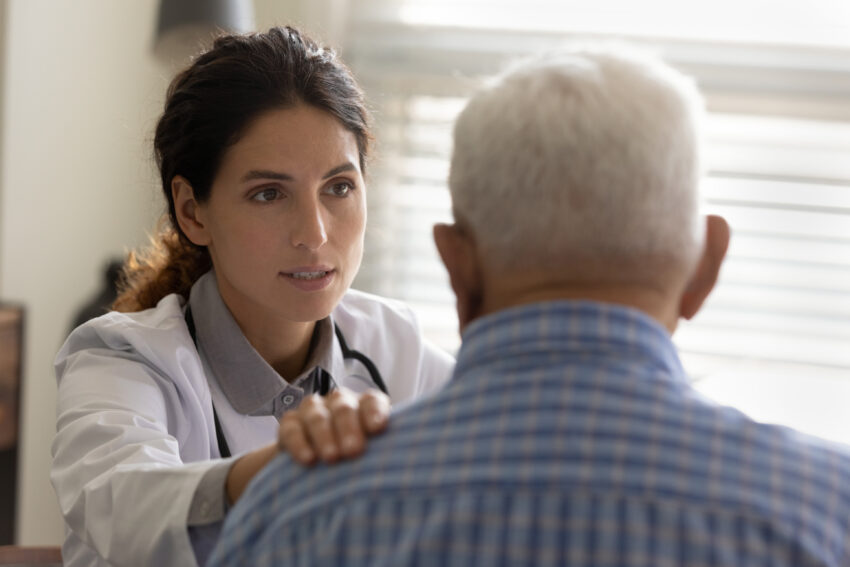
top-left (255, 0), bottom-right (350, 48)
top-left (0, 0), bottom-right (166, 544)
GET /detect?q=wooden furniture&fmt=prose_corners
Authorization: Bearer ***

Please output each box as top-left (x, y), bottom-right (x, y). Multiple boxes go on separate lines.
top-left (0, 305), bottom-right (24, 545)
top-left (0, 545), bottom-right (62, 566)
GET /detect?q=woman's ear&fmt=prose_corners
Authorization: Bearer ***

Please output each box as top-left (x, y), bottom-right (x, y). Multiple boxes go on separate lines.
top-left (172, 176), bottom-right (211, 246)
top-left (433, 222), bottom-right (484, 332)
top-left (679, 214), bottom-right (730, 320)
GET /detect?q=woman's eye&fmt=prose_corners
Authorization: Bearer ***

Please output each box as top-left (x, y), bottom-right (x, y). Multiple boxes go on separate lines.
top-left (252, 188), bottom-right (281, 202)
top-left (325, 181), bottom-right (354, 198)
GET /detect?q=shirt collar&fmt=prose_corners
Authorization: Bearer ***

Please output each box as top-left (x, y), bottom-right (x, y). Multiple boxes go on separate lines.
top-left (455, 300), bottom-right (685, 384)
top-left (188, 271), bottom-right (347, 417)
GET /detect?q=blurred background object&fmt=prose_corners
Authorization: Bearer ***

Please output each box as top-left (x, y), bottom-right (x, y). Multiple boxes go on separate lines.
top-left (153, 0), bottom-right (255, 65)
top-left (68, 259), bottom-right (123, 333)
top-left (0, 544), bottom-right (61, 566)
top-left (0, 305), bottom-right (23, 544)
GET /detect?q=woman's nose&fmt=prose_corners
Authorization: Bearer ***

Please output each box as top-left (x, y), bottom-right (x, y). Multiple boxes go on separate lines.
top-left (290, 199), bottom-right (328, 251)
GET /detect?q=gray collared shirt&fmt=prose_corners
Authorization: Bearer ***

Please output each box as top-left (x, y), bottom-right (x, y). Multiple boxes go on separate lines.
top-left (189, 270), bottom-right (348, 418)
top-left (186, 271), bottom-right (348, 563)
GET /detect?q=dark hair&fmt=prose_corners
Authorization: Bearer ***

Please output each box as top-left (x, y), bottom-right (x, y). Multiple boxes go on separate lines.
top-left (114, 26), bottom-right (371, 312)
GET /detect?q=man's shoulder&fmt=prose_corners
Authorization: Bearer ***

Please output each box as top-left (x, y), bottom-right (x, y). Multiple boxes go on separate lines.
top-left (241, 386), bottom-right (470, 505)
top-left (641, 382), bottom-right (850, 546)
top-left (728, 407), bottom-right (850, 493)
top-left (683, 387), bottom-right (850, 476)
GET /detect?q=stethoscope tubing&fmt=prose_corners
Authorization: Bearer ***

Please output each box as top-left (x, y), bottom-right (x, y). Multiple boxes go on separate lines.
top-left (333, 323), bottom-right (389, 395)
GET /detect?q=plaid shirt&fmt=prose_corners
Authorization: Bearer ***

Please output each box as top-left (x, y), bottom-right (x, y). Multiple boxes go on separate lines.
top-left (210, 301), bottom-right (850, 566)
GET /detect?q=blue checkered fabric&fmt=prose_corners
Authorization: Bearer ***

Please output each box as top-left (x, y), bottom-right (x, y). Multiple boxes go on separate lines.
top-left (209, 301), bottom-right (850, 566)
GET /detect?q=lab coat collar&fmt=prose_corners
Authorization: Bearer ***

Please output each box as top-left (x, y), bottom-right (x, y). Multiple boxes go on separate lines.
top-left (188, 271), bottom-right (347, 417)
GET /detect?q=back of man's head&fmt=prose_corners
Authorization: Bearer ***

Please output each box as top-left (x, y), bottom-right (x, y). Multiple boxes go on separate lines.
top-left (450, 47), bottom-right (705, 286)
top-left (436, 47), bottom-right (729, 332)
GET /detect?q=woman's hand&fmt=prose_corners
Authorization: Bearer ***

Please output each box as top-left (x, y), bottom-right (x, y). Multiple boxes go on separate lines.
top-left (278, 388), bottom-right (390, 465)
top-left (226, 389), bottom-right (390, 504)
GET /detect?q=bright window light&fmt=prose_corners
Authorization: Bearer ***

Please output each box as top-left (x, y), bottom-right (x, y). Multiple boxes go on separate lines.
top-left (397, 0), bottom-right (850, 48)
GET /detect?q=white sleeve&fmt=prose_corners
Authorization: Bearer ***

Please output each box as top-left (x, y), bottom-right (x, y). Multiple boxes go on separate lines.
top-left (388, 298), bottom-right (455, 398)
top-left (414, 338), bottom-right (456, 398)
top-left (51, 324), bottom-right (219, 567)
top-left (333, 290), bottom-right (456, 404)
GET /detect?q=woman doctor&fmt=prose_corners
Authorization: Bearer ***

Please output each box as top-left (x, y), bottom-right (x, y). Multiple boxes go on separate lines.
top-left (51, 26), bottom-right (453, 567)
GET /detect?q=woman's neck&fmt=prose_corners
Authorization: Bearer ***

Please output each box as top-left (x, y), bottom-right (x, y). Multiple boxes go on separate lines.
top-left (217, 284), bottom-right (317, 382)
top-left (243, 318), bottom-right (316, 381)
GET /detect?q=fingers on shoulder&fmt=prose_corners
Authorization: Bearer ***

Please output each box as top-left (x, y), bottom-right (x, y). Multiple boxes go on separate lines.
top-left (358, 390), bottom-right (391, 433)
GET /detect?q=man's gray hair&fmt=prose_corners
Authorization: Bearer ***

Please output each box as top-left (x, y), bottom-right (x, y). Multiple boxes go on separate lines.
top-left (449, 47), bottom-right (705, 282)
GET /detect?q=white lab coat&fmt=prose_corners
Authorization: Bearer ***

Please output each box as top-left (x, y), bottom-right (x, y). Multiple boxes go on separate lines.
top-left (51, 289), bottom-right (454, 567)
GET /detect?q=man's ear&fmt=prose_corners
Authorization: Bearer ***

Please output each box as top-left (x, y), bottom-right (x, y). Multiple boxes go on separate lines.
top-left (433, 222), bottom-right (484, 332)
top-left (172, 175), bottom-right (211, 246)
top-left (679, 214), bottom-right (730, 320)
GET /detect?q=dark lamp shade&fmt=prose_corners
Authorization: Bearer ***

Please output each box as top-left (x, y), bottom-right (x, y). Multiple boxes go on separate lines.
top-left (153, 0), bottom-right (255, 64)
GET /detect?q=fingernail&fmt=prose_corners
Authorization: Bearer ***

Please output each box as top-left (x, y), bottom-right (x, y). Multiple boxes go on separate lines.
top-left (370, 413), bottom-right (385, 427)
top-left (323, 446), bottom-right (338, 460)
top-left (343, 436), bottom-right (358, 452)
top-left (300, 448), bottom-right (314, 462)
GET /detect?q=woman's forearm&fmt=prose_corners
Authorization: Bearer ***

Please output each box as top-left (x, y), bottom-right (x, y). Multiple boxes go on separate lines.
top-left (225, 443), bottom-right (278, 505)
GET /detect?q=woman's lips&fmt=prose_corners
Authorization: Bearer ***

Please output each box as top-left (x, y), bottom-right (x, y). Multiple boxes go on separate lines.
top-left (279, 267), bottom-right (336, 292)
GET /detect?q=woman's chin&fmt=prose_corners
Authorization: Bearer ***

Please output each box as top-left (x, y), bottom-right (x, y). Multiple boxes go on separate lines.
top-left (275, 295), bottom-right (341, 323)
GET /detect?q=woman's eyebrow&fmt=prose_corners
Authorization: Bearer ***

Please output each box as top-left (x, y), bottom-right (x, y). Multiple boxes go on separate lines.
top-left (240, 163), bottom-right (357, 182)
top-left (322, 162), bottom-right (357, 179)
top-left (241, 169), bottom-right (293, 182)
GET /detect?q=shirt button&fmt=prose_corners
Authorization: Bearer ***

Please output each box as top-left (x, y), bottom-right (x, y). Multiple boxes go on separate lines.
top-left (282, 394), bottom-right (295, 405)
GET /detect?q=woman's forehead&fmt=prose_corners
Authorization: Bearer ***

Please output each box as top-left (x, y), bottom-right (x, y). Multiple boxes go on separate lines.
top-left (221, 105), bottom-right (361, 177)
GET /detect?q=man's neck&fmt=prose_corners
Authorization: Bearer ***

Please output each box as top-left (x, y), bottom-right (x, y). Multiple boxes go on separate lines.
top-left (479, 278), bottom-right (681, 334)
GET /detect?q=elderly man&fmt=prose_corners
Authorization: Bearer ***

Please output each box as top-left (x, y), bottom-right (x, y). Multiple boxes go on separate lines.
top-left (209, 48), bottom-right (850, 566)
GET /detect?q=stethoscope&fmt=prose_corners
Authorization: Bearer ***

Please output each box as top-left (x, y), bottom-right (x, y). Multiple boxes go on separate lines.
top-left (184, 306), bottom-right (387, 458)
